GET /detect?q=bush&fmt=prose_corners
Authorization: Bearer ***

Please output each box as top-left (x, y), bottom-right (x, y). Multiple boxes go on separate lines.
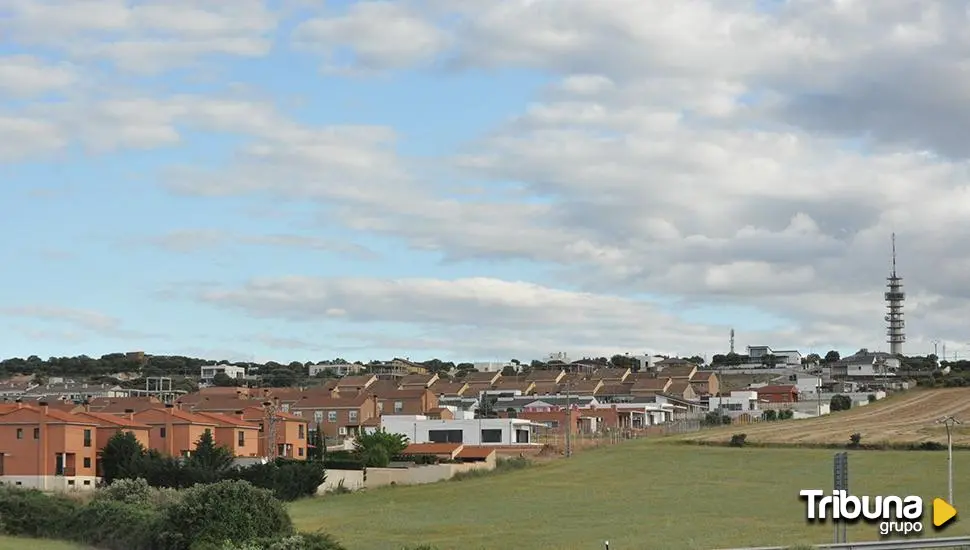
top-left (159, 480), bottom-right (293, 549)
top-left (915, 441), bottom-right (946, 451)
top-left (848, 433), bottom-right (862, 448)
top-left (224, 459), bottom-right (326, 501)
top-left (66, 498), bottom-right (162, 550)
top-left (868, 394), bottom-right (877, 403)
top-left (762, 409), bottom-right (778, 421)
top-left (323, 459), bottom-right (366, 471)
top-left (729, 433), bottom-right (747, 447)
top-left (219, 532), bottom-right (347, 550)
top-left (0, 485), bottom-right (80, 538)
top-left (830, 394), bottom-right (852, 412)
top-left (778, 409), bottom-right (794, 420)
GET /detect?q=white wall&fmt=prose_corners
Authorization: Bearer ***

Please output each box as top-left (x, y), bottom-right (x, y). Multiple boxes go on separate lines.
top-left (1, 476), bottom-right (98, 492)
top-left (380, 416), bottom-right (535, 445)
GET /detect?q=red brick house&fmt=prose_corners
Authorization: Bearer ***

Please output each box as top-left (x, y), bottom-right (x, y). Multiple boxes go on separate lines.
top-left (756, 385), bottom-right (799, 403)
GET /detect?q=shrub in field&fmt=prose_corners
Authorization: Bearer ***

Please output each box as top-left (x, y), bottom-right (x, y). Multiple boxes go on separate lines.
top-left (223, 458), bottom-right (326, 501)
top-left (67, 498), bottom-right (162, 550)
top-left (158, 479), bottom-right (293, 549)
top-left (729, 433), bottom-right (748, 447)
top-left (0, 485), bottom-right (79, 538)
top-left (217, 532), bottom-right (347, 550)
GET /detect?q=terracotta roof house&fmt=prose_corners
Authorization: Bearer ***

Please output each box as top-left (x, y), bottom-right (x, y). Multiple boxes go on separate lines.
top-left (460, 371), bottom-right (502, 385)
top-left (666, 381), bottom-right (697, 401)
top-left (630, 377), bottom-right (672, 395)
top-left (73, 410), bottom-right (152, 458)
top-left (131, 405), bottom-right (218, 458)
top-left (525, 369), bottom-right (565, 384)
top-left (0, 402), bottom-right (100, 491)
top-left (241, 406), bottom-right (309, 460)
top-left (374, 388), bottom-right (438, 415)
top-left (432, 382), bottom-right (469, 397)
top-left (592, 368), bottom-right (632, 383)
top-left (425, 407), bottom-right (454, 420)
top-left (560, 379), bottom-right (603, 395)
top-left (191, 411), bottom-right (261, 457)
top-left (399, 374), bottom-right (439, 389)
top-left (334, 375), bottom-right (378, 393)
top-left (755, 385), bottom-right (799, 403)
top-left (530, 382), bottom-right (561, 395)
top-left (661, 363), bottom-right (698, 379)
top-left (692, 371), bottom-right (721, 395)
top-left (289, 394), bottom-right (379, 438)
top-left (401, 442), bottom-right (462, 460)
top-left (491, 378), bottom-right (536, 394)
top-left (86, 397), bottom-right (162, 414)
top-left (595, 383), bottom-right (634, 398)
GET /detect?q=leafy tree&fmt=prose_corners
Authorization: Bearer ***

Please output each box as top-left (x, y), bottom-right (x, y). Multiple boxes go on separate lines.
top-left (188, 429), bottom-right (234, 474)
top-left (101, 431), bottom-right (148, 484)
top-left (824, 350), bottom-right (841, 363)
top-left (830, 394), bottom-right (852, 412)
top-left (353, 430), bottom-right (408, 468)
top-left (307, 424), bottom-right (326, 461)
top-left (500, 365), bottom-right (518, 376)
top-left (212, 372), bottom-right (237, 387)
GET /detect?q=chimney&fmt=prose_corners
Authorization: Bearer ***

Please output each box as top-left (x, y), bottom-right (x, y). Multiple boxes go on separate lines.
top-left (15, 398), bottom-right (22, 409)
top-left (38, 401), bottom-right (48, 414)
top-left (83, 402), bottom-right (91, 413)
top-left (124, 408), bottom-right (135, 421)
top-left (164, 403), bottom-right (174, 415)
top-left (235, 409), bottom-right (245, 421)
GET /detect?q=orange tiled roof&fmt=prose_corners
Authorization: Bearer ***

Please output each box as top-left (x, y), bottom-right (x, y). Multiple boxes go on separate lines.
top-left (456, 446), bottom-right (496, 459)
top-left (74, 411), bottom-right (151, 429)
top-left (192, 411), bottom-right (259, 428)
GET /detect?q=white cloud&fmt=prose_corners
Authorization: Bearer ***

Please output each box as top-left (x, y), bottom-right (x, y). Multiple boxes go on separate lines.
top-left (198, 276), bottom-right (740, 357)
top-left (0, 55), bottom-right (78, 97)
top-left (142, 230), bottom-right (379, 260)
top-left (0, 306), bottom-right (157, 340)
top-left (1, 0), bottom-right (280, 73)
top-left (292, 1), bottom-right (450, 72)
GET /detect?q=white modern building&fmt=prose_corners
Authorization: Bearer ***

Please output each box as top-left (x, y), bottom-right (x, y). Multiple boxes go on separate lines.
top-left (709, 390), bottom-right (760, 415)
top-left (472, 362), bottom-right (509, 373)
top-left (308, 363), bottom-right (362, 377)
top-left (200, 365), bottom-right (247, 385)
top-left (746, 346), bottom-right (802, 366)
top-left (378, 415), bottom-right (542, 446)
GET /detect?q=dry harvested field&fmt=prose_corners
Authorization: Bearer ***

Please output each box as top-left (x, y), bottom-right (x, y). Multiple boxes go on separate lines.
top-left (678, 388), bottom-right (970, 445)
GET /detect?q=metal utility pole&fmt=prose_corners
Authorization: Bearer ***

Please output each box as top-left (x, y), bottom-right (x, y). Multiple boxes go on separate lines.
top-left (564, 376), bottom-right (572, 458)
top-left (938, 416), bottom-right (961, 505)
top-left (816, 371), bottom-right (822, 417)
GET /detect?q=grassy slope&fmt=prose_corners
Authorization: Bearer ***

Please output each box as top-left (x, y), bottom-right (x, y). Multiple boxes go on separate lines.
top-left (0, 536), bottom-right (87, 550)
top-left (290, 441), bottom-right (970, 550)
top-left (678, 388), bottom-right (970, 445)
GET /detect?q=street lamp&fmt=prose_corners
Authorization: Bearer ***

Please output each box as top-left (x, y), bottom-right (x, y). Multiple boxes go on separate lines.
top-left (937, 416), bottom-right (962, 505)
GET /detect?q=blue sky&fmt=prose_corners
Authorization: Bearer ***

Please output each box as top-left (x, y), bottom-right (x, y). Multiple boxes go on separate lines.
top-left (0, 1), bottom-right (965, 363)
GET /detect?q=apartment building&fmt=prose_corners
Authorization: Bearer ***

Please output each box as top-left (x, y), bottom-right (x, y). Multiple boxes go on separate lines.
top-left (131, 405), bottom-right (218, 458)
top-left (0, 402), bottom-right (99, 491)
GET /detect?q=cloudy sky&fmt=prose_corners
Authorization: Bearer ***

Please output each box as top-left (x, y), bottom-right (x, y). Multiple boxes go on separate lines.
top-left (2, 0), bottom-right (968, 364)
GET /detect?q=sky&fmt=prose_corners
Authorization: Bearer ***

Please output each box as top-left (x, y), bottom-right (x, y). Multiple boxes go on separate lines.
top-left (2, 0), bottom-right (970, 364)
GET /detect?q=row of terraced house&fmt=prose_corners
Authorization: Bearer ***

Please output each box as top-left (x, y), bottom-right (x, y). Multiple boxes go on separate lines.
top-left (0, 397), bottom-right (309, 492)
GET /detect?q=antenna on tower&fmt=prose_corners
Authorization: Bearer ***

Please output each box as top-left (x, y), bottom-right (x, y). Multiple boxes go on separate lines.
top-left (729, 328), bottom-right (735, 355)
top-left (891, 232), bottom-right (897, 276)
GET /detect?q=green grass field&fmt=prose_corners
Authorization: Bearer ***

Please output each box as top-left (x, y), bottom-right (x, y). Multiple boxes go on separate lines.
top-left (0, 536), bottom-right (87, 550)
top-left (289, 441), bottom-right (970, 550)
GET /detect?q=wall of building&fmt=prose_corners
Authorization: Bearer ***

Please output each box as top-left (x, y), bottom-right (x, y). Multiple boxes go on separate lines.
top-left (317, 459), bottom-right (495, 494)
top-left (1, 475), bottom-right (99, 492)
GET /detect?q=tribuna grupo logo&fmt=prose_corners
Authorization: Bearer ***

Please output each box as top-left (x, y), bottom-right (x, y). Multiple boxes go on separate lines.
top-left (800, 490), bottom-right (924, 535)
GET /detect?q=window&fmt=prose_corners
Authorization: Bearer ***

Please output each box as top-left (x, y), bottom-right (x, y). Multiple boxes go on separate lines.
top-left (83, 457), bottom-right (91, 468)
top-left (313, 411), bottom-right (324, 423)
top-left (428, 429), bottom-right (463, 443)
top-left (298, 447), bottom-right (304, 457)
top-left (83, 429), bottom-right (92, 447)
top-left (238, 430), bottom-right (246, 446)
top-left (298, 424), bottom-right (305, 440)
top-left (349, 410), bottom-right (358, 423)
top-left (33, 428), bottom-right (39, 439)
top-left (327, 411), bottom-right (337, 423)
top-left (83, 480), bottom-right (90, 486)
top-left (281, 404), bottom-right (290, 412)
top-left (480, 429), bottom-right (502, 443)
top-left (159, 427), bottom-right (167, 438)
top-left (393, 401), bottom-right (404, 413)
top-left (16, 428), bottom-right (22, 439)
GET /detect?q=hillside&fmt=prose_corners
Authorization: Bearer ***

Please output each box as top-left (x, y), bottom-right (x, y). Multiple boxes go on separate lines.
top-left (679, 388), bottom-right (970, 445)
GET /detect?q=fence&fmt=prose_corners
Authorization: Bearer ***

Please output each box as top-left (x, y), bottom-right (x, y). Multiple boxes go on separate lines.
top-left (715, 535), bottom-right (970, 549)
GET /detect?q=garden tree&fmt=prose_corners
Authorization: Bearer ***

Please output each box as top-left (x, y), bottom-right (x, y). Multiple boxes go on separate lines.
top-left (307, 424), bottom-right (326, 461)
top-left (260, 367), bottom-right (299, 387)
top-left (454, 362), bottom-right (475, 375)
top-left (211, 372), bottom-right (236, 386)
top-left (830, 394), bottom-right (852, 412)
top-left (353, 430), bottom-right (408, 468)
top-left (804, 353), bottom-right (822, 364)
top-left (610, 354), bottom-right (639, 371)
top-left (824, 350), bottom-right (841, 363)
top-left (188, 430), bottom-right (234, 474)
top-left (476, 396), bottom-right (499, 419)
top-left (685, 355), bottom-right (705, 365)
top-left (711, 352), bottom-right (745, 366)
top-left (100, 431), bottom-right (148, 484)
top-left (500, 365), bottom-right (518, 376)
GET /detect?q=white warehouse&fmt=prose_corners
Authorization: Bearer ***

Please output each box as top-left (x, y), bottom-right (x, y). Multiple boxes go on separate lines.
top-left (200, 364), bottom-right (247, 385)
top-left (378, 415), bottom-right (541, 446)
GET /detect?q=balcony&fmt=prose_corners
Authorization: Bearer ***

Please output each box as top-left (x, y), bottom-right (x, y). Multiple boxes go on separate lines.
top-left (55, 466), bottom-right (76, 477)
